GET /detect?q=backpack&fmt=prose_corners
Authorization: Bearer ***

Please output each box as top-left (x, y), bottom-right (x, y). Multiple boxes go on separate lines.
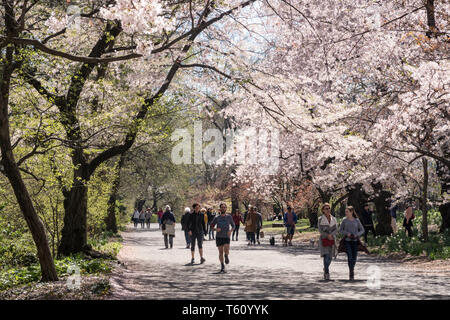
top-left (269, 236), bottom-right (275, 246)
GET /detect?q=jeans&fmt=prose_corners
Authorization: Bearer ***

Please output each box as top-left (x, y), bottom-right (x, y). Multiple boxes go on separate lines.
top-left (256, 228), bottom-right (261, 241)
top-left (209, 226), bottom-right (215, 240)
top-left (190, 232), bottom-right (204, 251)
top-left (133, 218), bottom-right (138, 228)
top-left (248, 232), bottom-right (256, 244)
top-left (184, 230), bottom-right (191, 246)
top-left (363, 225), bottom-right (376, 242)
top-left (164, 234), bottom-right (174, 248)
top-left (345, 240), bottom-right (358, 272)
top-left (232, 225), bottom-right (240, 240)
top-left (323, 254), bottom-right (332, 274)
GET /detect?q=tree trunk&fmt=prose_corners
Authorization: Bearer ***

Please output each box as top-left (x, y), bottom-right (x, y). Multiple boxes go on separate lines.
top-left (436, 156), bottom-right (450, 232)
top-left (58, 166), bottom-right (89, 256)
top-left (105, 153), bottom-right (126, 233)
top-left (346, 183), bottom-right (368, 218)
top-left (372, 182), bottom-right (393, 236)
top-left (421, 158), bottom-right (429, 241)
top-left (439, 202), bottom-right (450, 233)
top-left (0, 26), bottom-right (58, 281)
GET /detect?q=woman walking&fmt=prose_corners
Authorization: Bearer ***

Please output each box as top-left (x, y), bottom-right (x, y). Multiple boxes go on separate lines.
top-left (161, 205), bottom-right (176, 248)
top-left (181, 207), bottom-right (191, 248)
top-left (318, 203), bottom-right (337, 280)
top-left (145, 208), bottom-right (152, 229)
top-left (232, 209), bottom-right (244, 241)
top-left (244, 205), bottom-right (258, 245)
top-left (157, 207), bottom-right (164, 229)
top-left (132, 208), bottom-right (140, 228)
top-left (339, 206), bottom-right (365, 280)
top-left (139, 209), bottom-right (145, 229)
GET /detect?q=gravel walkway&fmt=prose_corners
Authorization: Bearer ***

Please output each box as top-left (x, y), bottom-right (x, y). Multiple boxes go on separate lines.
top-left (109, 224), bottom-right (450, 300)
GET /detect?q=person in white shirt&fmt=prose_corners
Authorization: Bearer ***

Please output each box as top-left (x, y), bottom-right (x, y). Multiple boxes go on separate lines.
top-left (132, 208), bottom-right (140, 228)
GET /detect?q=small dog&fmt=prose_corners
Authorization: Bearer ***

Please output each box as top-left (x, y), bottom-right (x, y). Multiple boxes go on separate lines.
top-left (281, 234), bottom-right (288, 246)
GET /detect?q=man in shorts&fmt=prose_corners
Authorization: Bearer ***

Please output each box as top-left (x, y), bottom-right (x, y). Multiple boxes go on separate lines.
top-left (283, 206), bottom-right (298, 246)
top-left (210, 203), bottom-right (235, 273)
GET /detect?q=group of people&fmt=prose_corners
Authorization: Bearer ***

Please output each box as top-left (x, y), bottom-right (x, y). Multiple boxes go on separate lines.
top-left (131, 207), bottom-right (153, 229)
top-left (132, 200), bottom-right (416, 279)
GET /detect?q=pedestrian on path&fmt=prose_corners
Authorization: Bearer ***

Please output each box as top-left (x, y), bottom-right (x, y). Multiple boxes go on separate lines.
top-left (210, 203), bottom-right (235, 273)
top-left (318, 203), bottom-right (337, 281)
top-left (201, 208), bottom-right (208, 240)
top-left (161, 205), bottom-right (176, 248)
top-left (139, 209), bottom-right (146, 229)
top-left (157, 207), bottom-right (163, 229)
top-left (187, 203), bottom-right (207, 264)
top-left (244, 205), bottom-right (258, 245)
top-left (145, 208), bottom-right (152, 229)
top-left (132, 208), bottom-right (140, 228)
top-left (232, 209), bottom-right (244, 241)
top-left (283, 206), bottom-right (298, 246)
top-left (208, 209), bottom-right (216, 240)
top-left (361, 203), bottom-right (376, 243)
top-left (255, 209), bottom-right (263, 245)
top-left (181, 207), bottom-right (191, 248)
top-left (339, 206), bottom-right (365, 280)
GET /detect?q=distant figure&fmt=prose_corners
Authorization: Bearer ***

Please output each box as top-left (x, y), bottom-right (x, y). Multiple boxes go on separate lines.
top-left (201, 208), bottom-right (208, 240)
top-left (161, 205), bottom-right (176, 248)
top-left (339, 206), bottom-right (365, 281)
top-left (132, 208), bottom-right (140, 228)
top-left (232, 209), bottom-right (244, 241)
top-left (361, 203), bottom-right (376, 243)
top-left (318, 203), bottom-right (337, 281)
top-left (157, 207), bottom-right (164, 229)
top-left (145, 208), bottom-right (152, 229)
top-left (283, 206), bottom-right (298, 246)
top-left (244, 205), bottom-right (258, 245)
top-left (403, 205), bottom-right (414, 237)
top-left (255, 209), bottom-right (263, 245)
top-left (390, 204), bottom-right (398, 234)
top-left (181, 207), bottom-right (192, 248)
top-left (139, 209), bottom-right (145, 229)
top-left (208, 209), bottom-right (216, 240)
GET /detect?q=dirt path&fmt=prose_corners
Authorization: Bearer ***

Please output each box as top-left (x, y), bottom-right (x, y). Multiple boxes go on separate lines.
top-left (109, 224), bottom-right (450, 300)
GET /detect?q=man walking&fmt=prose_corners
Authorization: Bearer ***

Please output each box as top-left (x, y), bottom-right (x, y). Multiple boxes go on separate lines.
top-left (210, 203), bottom-right (235, 273)
top-left (187, 203), bottom-right (207, 264)
top-left (283, 206), bottom-right (298, 246)
top-left (255, 208), bottom-right (263, 245)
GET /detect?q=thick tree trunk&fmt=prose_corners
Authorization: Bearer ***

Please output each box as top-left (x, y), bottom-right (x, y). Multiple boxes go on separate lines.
top-left (0, 23), bottom-right (58, 281)
top-left (105, 153), bottom-right (126, 233)
top-left (421, 158), bottom-right (429, 241)
top-left (372, 182), bottom-right (393, 236)
top-left (439, 203), bottom-right (450, 232)
top-left (346, 183), bottom-right (368, 218)
top-left (58, 166), bottom-right (89, 256)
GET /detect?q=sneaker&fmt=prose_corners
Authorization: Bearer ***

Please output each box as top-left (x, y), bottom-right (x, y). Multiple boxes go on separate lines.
top-left (257, 240), bottom-right (260, 245)
top-left (288, 242), bottom-right (293, 246)
top-left (248, 242), bottom-right (251, 246)
top-left (191, 258), bottom-right (195, 264)
top-left (220, 263), bottom-right (225, 273)
top-left (224, 254), bottom-right (229, 264)
top-left (349, 271), bottom-right (354, 281)
top-left (186, 244), bottom-right (190, 249)
top-left (200, 257), bottom-right (206, 264)
top-left (324, 272), bottom-right (330, 280)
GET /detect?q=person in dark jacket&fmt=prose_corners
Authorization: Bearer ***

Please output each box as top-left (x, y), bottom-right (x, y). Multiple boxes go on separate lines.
top-left (187, 203), bottom-right (207, 264)
top-left (181, 207), bottom-right (191, 248)
top-left (361, 203), bottom-right (376, 243)
top-left (208, 209), bottom-right (216, 240)
top-left (161, 205), bottom-right (176, 248)
top-left (232, 209), bottom-right (244, 241)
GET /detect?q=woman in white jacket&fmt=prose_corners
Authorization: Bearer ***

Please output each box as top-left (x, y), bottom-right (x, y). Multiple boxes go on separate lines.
top-left (318, 203), bottom-right (337, 281)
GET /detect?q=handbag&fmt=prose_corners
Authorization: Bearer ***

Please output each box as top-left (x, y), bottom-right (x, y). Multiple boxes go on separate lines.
top-left (260, 231), bottom-right (265, 238)
top-left (321, 238), bottom-right (335, 247)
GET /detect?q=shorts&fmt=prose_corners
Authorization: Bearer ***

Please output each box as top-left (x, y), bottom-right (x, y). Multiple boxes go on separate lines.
top-left (190, 232), bottom-right (204, 251)
top-left (216, 237), bottom-right (230, 247)
top-left (286, 225), bottom-right (295, 235)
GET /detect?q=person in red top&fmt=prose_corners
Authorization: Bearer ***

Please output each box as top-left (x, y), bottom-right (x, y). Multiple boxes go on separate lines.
top-left (232, 208), bottom-right (244, 241)
top-left (157, 207), bottom-right (164, 229)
